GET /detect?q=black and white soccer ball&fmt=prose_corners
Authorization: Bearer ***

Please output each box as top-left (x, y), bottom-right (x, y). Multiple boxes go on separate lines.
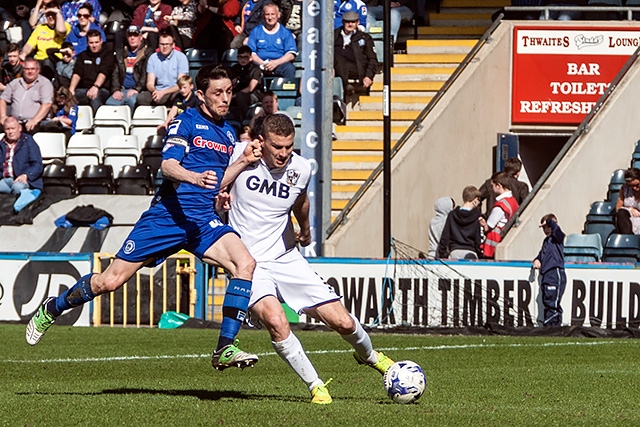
top-left (383, 360), bottom-right (427, 404)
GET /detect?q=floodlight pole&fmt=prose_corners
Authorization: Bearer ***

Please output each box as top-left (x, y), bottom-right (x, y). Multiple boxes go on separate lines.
top-left (383, 0), bottom-right (391, 257)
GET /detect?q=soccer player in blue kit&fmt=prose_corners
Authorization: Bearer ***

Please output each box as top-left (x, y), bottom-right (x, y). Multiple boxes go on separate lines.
top-left (26, 65), bottom-right (262, 371)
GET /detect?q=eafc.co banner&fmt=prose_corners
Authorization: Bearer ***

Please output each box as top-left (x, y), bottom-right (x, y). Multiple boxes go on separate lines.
top-left (512, 26), bottom-right (640, 125)
top-left (307, 260), bottom-right (640, 329)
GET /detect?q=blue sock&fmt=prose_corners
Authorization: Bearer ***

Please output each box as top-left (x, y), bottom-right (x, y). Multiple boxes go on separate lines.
top-left (217, 278), bottom-right (252, 351)
top-left (49, 273), bottom-right (96, 316)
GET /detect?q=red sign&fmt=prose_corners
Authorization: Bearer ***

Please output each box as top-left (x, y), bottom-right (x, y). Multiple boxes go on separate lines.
top-left (512, 26), bottom-right (640, 125)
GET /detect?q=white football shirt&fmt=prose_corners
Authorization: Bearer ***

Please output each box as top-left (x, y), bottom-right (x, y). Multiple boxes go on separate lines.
top-left (228, 140), bottom-right (311, 261)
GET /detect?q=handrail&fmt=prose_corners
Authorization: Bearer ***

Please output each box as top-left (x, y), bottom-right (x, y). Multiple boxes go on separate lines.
top-left (503, 5), bottom-right (640, 21)
top-left (500, 42), bottom-right (640, 237)
top-left (326, 13), bottom-right (505, 238)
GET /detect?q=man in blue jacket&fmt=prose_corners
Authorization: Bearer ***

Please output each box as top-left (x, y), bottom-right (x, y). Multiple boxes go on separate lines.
top-left (0, 116), bottom-right (43, 195)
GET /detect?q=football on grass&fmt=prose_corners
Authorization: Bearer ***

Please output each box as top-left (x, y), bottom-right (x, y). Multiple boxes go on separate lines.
top-left (383, 360), bottom-right (427, 404)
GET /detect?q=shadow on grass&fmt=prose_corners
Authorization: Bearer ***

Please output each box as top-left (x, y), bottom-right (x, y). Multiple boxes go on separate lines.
top-left (17, 388), bottom-right (311, 403)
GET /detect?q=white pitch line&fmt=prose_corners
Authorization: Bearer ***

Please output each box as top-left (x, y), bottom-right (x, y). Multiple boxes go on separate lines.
top-left (0, 340), bottom-right (631, 364)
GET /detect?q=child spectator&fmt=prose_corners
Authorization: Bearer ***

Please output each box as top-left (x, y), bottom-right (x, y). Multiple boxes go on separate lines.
top-left (238, 125), bottom-right (253, 142)
top-left (533, 213), bottom-right (566, 327)
top-left (427, 196), bottom-right (454, 259)
top-left (480, 171), bottom-right (519, 259)
top-left (40, 86), bottom-right (78, 142)
top-left (158, 74), bottom-right (197, 130)
top-left (437, 186), bottom-right (482, 260)
top-left (46, 41), bottom-right (75, 88)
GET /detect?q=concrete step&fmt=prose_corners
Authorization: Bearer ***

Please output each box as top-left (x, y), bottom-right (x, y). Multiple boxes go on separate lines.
top-left (345, 119), bottom-right (414, 127)
top-left (429, 12), bottom-right (493, 27)
top-left (371, 80), bottom-right (444, 92)
top-left (333, 140), bottom-right (391, 151)
top-left (358, 95), bottom-right (433, 110)
top-left (333, 169), bottom-right (374, 181)
top-left (368, 90), bottom-right (437, 97)
top-left (334, 125), bottom-right (407, 140)
top-left (402, 26), bottom-right (488, 37)
top-left (333, 153), bottom-right (383, 164)
top-left (347, 110), bottom-right (420, 121)
top-left (332, 199), bottom-right (349, 211)
top-left (440, 0), bottom-right (508, 7)
top-left (394, 53), bottom-right (467, 64)
top-left (405, 39), bottom-right (476, 54)
top-left (332, 181), bottom-right (365, 194)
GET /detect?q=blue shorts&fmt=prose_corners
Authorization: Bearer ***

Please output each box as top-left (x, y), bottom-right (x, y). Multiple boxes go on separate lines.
top-left (116, 202), bottom-right (238, 266)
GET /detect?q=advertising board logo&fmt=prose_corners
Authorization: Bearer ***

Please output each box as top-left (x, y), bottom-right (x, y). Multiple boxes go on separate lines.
top-left (13, 261), bottom-right (82, 325)
top-left (575, 34), bottom-right (604, 50)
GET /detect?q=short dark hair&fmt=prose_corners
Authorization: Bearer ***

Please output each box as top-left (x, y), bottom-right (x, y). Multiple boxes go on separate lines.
top-left (86, 29), bottom-right (102, 40)
top-left (261, 113), bottom-right (294, 139)
top-left (491, 171), bottom-right (512, 190)
top-left (238, 45), bottom-right (252, 56)
top-left (195, 65), bottom-right (230, 93)
top-left (262, 90), bottom-right (278, 101)
top-left (504, 157), bottom-right (522, 176)
top-left (624, 167), bottom-right (640, 183)
top-left (462, 185), bottom-right (480, 203)
top-left (61, 41), bottom-right (74, 50)
top-left (540, 213), bottom-right (557, 225)
top-left (158, 31), bottom-right (174, 42)
top-left (78, 3), bottom-right (93, 14)
top-left (7, 43), bottom-right (20, 54)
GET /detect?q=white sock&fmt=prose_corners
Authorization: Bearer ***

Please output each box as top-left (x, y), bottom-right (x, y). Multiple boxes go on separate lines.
top-left (341, 314), bottom-right (377, 364)
top-left (272, 332), bottom-right (323, 391)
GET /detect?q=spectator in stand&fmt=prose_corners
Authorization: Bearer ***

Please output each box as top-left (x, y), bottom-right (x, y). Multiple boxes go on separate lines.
top-left (39, 85), bottom-right (78, 141)
top-left (107, 25), bottom-right (152, 112)
top-left (46, 41), bottom-right (75, 88)
top-left (137, 31), bottom-right (188, 108)
top-left (194, 0), bottom-right (240, 57)
top-left (230, 0), bottom-right (268, 49)
top-left (131, 0), bottom-right (172, 51)
top-left (480, 172), bottom-right (519, 259)
top-left (333, 11), bottom-right (378, 102)
top-left (614, 167), bottom-right (640, 235)
top-left (249, 90), bottom-right (281, 136)
top-left (229, 45), bottom-right (263, 124)
top-left (479, 157), bottom-right (529, 218)
top-left (427, 196), bottom-right (454, 259)
top-left (0, 58), bottom-right (53, 134)
top-left (364, 0), bottom-right (413, 49)
top-left (334, 0), bottom-right (367, 31)
top-left (65, 3), bottom-right (106, 57)
top-left (28, 0), bottom-right (59, 29)
top-left (540, 0), bottom-right (585, 20)
top-left (164, 0), bottom-right (197, 51)
top-left (283, 0), bottom-right (303, 43)
top-left (69, 29), bottom-right (115, 113)
top-left (157, 74), bottom-right (198, 131)
top-left (1, 44), bottom-right (23, 93)
top-left (10, 4), bottom-right (33, 49)
top-left (0, 116), bottom-right (44, 212)
top-left (20, 5), bottom-right (69, 80)
top-left (247, 3), bottom-right (297, 79)
top-left (437, 186), bottom-right (483, 260)
top-left (60, 0), bottom-right (103, 26)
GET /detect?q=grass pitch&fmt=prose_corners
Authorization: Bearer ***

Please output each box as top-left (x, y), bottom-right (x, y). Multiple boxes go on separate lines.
top-left (1, 324), bottom-right (639, 427)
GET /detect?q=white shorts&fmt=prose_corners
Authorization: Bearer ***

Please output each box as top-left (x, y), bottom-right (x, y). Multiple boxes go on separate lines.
top-left (249, 250), bottom-right (341, 314)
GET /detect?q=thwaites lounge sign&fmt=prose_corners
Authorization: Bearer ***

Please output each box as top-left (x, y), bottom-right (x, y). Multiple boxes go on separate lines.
top-left (512, 26), bottom-right (640, 125)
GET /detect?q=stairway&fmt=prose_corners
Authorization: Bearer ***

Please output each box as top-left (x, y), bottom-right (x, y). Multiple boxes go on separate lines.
top-left (330, 0), bottom-right (508, 220)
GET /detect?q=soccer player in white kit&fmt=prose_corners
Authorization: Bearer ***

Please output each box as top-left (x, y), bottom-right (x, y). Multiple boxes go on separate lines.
top-left (218, 114), bottom-right (394, 404)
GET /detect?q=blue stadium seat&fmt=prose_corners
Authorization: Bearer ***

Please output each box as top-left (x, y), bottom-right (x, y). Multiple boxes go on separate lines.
top-left (269, 77), bottom-right (299, 111)
top-left (584, 201), bottom-right (616, 247)
top-left (607, 169), bottom-right (625, 202)
top-left (602, 234), bottom-right (640, 263)
top-left (221, 48), bottom-right (238, 68)
top-left (563, 233), bottom-right (602, 262)
top-left (184, 48), bottom-right (218, 79)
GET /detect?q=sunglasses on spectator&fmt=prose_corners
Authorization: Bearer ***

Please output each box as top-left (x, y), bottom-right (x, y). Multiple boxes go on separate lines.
top-left (77, 13), bottom-right (91, 18)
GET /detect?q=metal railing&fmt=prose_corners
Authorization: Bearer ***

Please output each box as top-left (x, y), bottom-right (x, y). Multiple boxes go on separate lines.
top-left (327, 13), bottom-right (506, 237)
top-left (503, 6), bottom-right (640, 21)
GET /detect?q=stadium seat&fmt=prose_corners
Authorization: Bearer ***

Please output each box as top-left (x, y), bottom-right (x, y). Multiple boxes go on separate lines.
top-left (244, 104), bottom-right (263, 127)
top-left (32, 132), bottom-right (67, 164)
top-left (602, 234), bottom-right (640, 263)
top-left (563, 233), bottom-right (602, 262)
top-left (607, 169), bottom-right (625, 202)
top-left (42, 161), bottom-right (77, 197)
top-left (65, 134), bottom-right (103, 176)
top-left (269, 77), bottom-right (300, 111)
top-left (185, 48), bottom-right (218, 79)
top-left (103, 135), bottom-right (140, 178)
top-left (93, 105), bottom-right (131, 137)
top-left (584, 201), bottom-right (616, 248)
top-left (140, 135), bottom-right (165, 175)
top-left (76, 105), bottom-right (94, 133)
top-left (221, 48), bottom-right (238, 67)
top-left (77, 164), bottom-right (114, 194)
top-left (286, 106), bottom-right (302, 150)
top-left (115, 165), bottom-right (154, 195)
top-left (131, 106), bottom-right (167, 127)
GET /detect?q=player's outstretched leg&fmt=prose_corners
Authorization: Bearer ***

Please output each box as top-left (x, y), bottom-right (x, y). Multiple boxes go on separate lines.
top-left (26, 273), bottom-right (96, 346)
top-left (310, 379), bottom-right (333, 405)
top-left (211, 278), bottom-right (258, 370)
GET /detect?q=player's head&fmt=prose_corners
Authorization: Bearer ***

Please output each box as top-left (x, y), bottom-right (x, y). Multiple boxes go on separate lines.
top-left (504, 157), bottom-right (522, 178)
top-left (491, 171), bottom-right (511, 194)
top-left (196, 65), bottom-right (233, 120)
top-left (539, 213), bottom-right (557, 236)
top-left (260, 113), bottom-right (294, 169)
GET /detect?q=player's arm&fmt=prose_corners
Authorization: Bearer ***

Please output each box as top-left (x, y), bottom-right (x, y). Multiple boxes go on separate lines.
top-left (292, 190), bottom-right (311, 246)
top-left (161, 158), bottom-right (218, 189)
top-left (219, 139), bottom-right (262, 191)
